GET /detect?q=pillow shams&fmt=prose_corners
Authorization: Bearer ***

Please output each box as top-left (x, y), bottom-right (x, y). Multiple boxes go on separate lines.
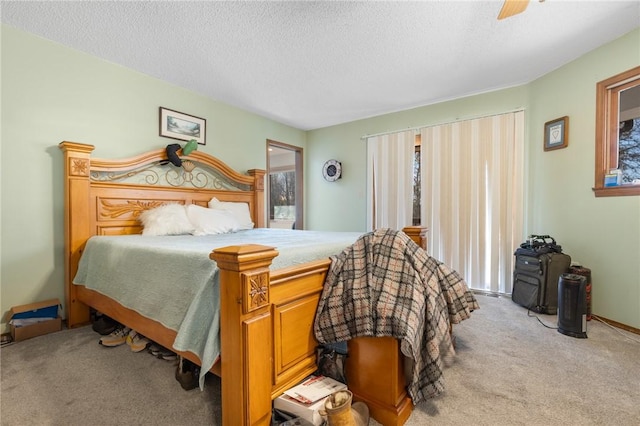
top-left (208, 197), bottom-right (254, 230)
top-left (186, 204), bottom-right (241, 235)
top-left (139, 203), bottom-right (194, 236)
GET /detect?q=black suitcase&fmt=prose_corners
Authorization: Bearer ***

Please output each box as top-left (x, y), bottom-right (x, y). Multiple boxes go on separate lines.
top-left (512, 235), bottom-right (571, 314)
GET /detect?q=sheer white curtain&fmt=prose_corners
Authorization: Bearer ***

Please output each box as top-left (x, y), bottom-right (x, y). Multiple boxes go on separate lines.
top-left (366, 130), bottom-right (415, 231)
top-left (420, 111), bottom-right (524, 293)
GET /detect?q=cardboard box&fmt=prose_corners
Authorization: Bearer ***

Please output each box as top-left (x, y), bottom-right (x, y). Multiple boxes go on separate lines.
top-left (9, 298), bottom-right (62, 342)
top-left (274, 376), bottom-right (347, 426)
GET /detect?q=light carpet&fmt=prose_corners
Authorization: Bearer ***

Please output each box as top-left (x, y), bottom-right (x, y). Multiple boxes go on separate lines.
top-left (1, 294), bottom-right (638, 425)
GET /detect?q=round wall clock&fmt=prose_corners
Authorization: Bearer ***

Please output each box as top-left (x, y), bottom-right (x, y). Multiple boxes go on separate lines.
top-left (322, 159), bottom-right (342, 182)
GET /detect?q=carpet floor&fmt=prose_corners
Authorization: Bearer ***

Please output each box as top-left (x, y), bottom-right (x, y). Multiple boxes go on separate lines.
top-left (1, 294), bottom-right (638, 425)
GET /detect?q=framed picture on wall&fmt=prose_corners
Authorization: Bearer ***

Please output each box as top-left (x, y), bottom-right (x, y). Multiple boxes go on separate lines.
top-left (159, 107), bottom-right (206, 145)
top-left (544, 116), bottom-right (568, 151)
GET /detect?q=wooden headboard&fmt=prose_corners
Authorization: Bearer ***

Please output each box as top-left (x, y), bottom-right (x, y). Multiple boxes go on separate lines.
top-left (59, 141), bottom-right (265, 327)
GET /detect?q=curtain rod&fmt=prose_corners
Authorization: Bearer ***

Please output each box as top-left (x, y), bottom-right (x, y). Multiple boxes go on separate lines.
top-left (360, 107), bottom-right (526, 140)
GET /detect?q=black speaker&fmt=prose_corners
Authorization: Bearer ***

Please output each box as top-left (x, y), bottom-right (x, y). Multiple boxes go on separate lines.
top-left (557, 273), bottom-right (588, 338)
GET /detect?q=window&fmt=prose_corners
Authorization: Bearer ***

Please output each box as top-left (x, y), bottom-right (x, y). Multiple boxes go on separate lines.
top-left (413, 136), bottom-right (421, 225)
top-left (594, 66), bottom-right (640, 197)
top-left (269, 171), bottom-right (296, 219)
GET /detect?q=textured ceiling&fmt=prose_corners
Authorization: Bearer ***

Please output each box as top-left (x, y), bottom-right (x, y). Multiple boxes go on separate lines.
top-left (2, 1), bottom-right (640, 130)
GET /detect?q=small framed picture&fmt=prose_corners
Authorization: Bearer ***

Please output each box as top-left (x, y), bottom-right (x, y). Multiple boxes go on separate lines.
top-left (159, 107), bottom-right (206, 145)
top-left (544, 116), bottom-right (568, 151)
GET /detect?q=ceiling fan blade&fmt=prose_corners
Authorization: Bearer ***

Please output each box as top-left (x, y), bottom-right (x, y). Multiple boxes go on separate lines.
top-left (497, 0), bottom-right (529, 20)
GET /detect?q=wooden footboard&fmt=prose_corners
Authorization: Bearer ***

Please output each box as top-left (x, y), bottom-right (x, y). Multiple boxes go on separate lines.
top-left (211, 226), bottom-right (427, 426)
top-left (211, 246), bottom-right (333, 425)
top-left (211, 249), bottom-right (412, 426)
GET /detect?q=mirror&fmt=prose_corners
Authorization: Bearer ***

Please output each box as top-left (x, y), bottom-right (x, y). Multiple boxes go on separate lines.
top-left (594, 65), bottom-right (640, 197)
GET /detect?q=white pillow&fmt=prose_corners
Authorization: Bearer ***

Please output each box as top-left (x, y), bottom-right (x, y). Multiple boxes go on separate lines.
top-left (186, 204), bottom-right (241, 235)
top-left (139, 203), bottom-right (194, 236)
top-left (207, 197), bottom-right (254, 230)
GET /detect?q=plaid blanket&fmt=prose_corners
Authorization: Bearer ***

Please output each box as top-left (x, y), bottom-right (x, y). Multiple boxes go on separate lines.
top-left (313, 228), bottom-right (479, 403)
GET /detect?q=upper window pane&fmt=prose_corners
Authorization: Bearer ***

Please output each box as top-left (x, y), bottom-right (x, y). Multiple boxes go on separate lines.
top-left (618, 118), bottom-right (640, 184)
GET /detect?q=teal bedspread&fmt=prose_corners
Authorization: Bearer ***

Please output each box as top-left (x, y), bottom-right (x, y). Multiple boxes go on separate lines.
top-left (73, 228), bottom-right (361, 389)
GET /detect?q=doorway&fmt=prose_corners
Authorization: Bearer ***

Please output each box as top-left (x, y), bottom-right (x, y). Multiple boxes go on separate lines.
top-left (267, 140), bottom-right (303, 229)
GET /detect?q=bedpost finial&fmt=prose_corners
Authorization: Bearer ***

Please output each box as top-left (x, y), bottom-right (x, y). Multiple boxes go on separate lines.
top-left (59, 141), bottom-right (95, 153)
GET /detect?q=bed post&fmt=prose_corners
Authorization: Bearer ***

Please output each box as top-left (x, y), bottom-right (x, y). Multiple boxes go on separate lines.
top-left (210, 244), bottom-right (279, 426)
top-left (248, 169), bottom-right (265, 228)
top-left (344, 226), bottom-right (429, 425)
top-left (402, 226), bottom-right (429, 250)
top-left (59, 141), bottom-right (95, 328)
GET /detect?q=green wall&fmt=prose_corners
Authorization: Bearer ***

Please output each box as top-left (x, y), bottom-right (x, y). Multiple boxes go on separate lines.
top-left (527, 29), bottom-right (640, 329)
top-left (306, 29), bottom-right (640, 329)
top-left (0, 25), bottom-right (306, 332)
top-left (2, 24), bottom-right (639, 332)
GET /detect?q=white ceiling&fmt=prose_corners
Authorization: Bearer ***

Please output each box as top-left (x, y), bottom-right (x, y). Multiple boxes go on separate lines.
top-left (2, 1), bottom-right (639, 130)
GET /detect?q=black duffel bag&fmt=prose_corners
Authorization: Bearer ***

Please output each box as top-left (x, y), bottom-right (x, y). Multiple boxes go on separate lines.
top-left (515, 234), bottom-right (563, 256)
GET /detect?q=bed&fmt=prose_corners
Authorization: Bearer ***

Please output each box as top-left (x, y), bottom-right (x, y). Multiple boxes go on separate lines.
top-left (59, 141), bottom-right (473, 426)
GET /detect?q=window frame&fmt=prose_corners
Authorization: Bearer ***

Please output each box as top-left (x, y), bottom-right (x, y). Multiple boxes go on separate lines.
top-left (594, 65), bottom-right (640, 197)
